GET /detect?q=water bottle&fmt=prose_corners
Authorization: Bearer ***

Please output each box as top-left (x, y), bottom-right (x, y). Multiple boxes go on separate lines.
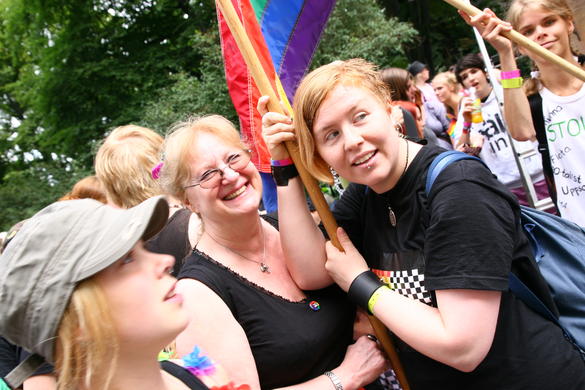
top-left (469, 87), bottom-right (483, 124)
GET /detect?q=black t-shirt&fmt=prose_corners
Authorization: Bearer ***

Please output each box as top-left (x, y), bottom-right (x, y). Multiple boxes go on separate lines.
top-left (178, 218), bottom-right (355, 390)
top-left (333, 145), bottom-right (585, 390)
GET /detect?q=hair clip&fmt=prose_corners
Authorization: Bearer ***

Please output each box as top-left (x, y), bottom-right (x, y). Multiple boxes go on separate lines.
top-left (151, 162), bottom-right (163, 180)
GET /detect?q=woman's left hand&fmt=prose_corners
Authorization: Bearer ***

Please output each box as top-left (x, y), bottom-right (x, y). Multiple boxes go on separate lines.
top-left (325, 227), bottom-right (369, 292)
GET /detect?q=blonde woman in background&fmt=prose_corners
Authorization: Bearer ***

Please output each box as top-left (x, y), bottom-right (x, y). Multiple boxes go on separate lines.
top-left (432, 71), bottom-right (483, 155)
top-left (95, 124), bottom-right (201, 275)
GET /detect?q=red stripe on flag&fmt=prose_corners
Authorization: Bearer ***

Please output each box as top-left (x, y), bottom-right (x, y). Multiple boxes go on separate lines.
top-left (218, 0), bottom-right (277, 173)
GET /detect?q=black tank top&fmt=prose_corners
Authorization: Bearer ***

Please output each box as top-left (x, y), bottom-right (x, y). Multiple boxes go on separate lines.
top-left (178, 243), bottom-right (355, 389)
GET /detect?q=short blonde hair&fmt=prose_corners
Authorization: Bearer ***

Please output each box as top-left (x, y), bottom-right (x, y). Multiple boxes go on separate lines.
top-left (95, 125), bottom-right (163, 208)
top-left (59, 175), bottom-right (107, 203)
top-left (55, 278), bottom-right (118, 390)
top-left (160, 115), bottom-right (248, 201)
top-left (293, 59), bottom-right (392, 183)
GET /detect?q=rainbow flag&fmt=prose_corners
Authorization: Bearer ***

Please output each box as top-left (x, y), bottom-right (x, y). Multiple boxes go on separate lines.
top-left (217, 0), bottom-right (336, 173)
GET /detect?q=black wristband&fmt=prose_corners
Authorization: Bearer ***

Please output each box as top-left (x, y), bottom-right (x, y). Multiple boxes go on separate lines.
top-left (271, 164), bottom-right (299, 186)
top-left (347, 270), bottom-right (383, 313)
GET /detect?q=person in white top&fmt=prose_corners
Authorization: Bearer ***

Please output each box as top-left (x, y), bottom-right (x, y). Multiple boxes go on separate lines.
top-left (461, 0), bottom-right (585, 226)
top-left (452, 53), bottom-right (548, 207)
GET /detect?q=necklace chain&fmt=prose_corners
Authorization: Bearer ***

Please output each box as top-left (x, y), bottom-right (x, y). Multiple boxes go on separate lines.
top-left (388, 138), bottom-right (409, 227)
top-left (206, 219), bottom-right (269, 273)
top-left (401, 138), bottom-right (409, 179)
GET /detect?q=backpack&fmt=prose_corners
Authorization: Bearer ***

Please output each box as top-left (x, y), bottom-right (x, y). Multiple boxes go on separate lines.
top-left (425, 150), bottom-right (585, 356)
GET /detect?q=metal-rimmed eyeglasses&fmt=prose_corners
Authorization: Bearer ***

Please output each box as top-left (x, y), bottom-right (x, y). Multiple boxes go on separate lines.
top-left (184, 150), bottom-right (251, 189)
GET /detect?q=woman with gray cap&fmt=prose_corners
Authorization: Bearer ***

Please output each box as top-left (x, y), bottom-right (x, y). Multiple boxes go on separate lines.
top-left (0, 196), bottom-right (226, 390)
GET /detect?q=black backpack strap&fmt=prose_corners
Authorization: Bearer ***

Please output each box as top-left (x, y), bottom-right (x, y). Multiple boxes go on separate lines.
top-left (160, 360), bottom-right (209, 390)
top-left (527, 93), bottom-right (557, 206)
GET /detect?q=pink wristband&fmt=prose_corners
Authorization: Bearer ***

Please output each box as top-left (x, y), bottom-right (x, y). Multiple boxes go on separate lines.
top-left (463, 122), bottom-right (472, 128)
top-left (500, 69), bottom-right (521, 80)
top-left (270, 158), bottom-right (293, 167)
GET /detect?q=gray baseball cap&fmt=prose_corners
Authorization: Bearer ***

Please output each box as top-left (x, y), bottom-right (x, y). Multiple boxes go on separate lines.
top-left (0, 196), bottom-right (169, 371)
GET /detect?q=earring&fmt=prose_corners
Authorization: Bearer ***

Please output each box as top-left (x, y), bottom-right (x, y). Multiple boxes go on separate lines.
top-left (394, 123), bottom-right (406, 137)
top-left (329, 167), bottom-right (345, 196)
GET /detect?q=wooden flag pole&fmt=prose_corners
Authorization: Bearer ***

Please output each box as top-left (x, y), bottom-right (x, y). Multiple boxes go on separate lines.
top-left (443, 0), bottom-right (585, 82)
top-left (215, 1), bottom-right (410, 389)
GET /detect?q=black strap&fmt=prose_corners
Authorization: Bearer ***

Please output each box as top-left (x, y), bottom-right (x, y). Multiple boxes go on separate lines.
top-left (4, 353), bottom-right (46, 389)
top-left (160, 360), bottom-right (209, 390)
top-left (527, 93), bottom-right (557, 206)
top-left (347, 270), bottom-right (384, 314)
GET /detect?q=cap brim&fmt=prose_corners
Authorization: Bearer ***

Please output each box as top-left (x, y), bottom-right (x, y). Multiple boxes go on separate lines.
top-left (75, 196), bottom-right (169, 281)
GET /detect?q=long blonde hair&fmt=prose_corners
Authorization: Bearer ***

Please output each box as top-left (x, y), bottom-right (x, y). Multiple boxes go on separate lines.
top-left (506, 0), bottom-right (579, 95)
top-left (55, 278), bottom-right (118, 390)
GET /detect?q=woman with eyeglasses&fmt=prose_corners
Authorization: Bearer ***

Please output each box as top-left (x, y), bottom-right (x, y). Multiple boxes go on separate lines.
top-left (158, 115), bottom-right (386, 390)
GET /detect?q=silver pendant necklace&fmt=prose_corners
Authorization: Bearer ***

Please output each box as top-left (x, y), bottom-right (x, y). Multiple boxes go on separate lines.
top-left (388, 139), bottom-right (410, 227)
top-left (206, 219), bottom-right (269, 273)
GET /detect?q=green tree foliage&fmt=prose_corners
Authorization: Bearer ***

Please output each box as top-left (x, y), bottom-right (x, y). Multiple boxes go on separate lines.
top-left (377, 0), bottom-right (508, 71)
top-left (313, 0), bottom-right (417, 69)
top-left (140, 29), bottom-right (238, 133)
top-left (0, 0), bottom-right (417, 230)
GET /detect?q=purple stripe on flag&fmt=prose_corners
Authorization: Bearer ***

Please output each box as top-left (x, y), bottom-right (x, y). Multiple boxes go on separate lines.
top-left (260, 0), bottom-right (304, 71)
top-left (278, 0), bottom-right (336, 102)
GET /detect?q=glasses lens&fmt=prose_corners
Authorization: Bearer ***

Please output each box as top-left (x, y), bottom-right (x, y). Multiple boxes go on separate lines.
top-left (199, 171), bottom-right (221, 189)
top-left (196, 151), bottom-right (250, 189)
top-left (229, 152), bottom-right (250, 171)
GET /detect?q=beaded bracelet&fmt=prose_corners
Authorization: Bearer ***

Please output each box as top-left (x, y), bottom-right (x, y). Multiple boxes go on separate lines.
top-left (500, 69), bottom-right (521, 79)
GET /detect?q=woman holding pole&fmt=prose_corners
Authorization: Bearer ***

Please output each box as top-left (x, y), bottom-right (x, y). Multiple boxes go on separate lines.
top-left (260, 58), bottom-right (585, 389)
top-left (460, 0), bottom-right (585, 226)
top-left (160, 115), bottom-right (386, 390)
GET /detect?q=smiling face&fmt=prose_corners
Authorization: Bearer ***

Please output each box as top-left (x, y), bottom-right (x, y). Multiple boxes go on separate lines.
top-left (516, 6), bottom-right (574, 62)
top-left (184, 132), bottom-right (262, 222)
top-left (93, 241), bottom-right (187, 350)
top-left (312, 84), bottom-right (403, 193)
